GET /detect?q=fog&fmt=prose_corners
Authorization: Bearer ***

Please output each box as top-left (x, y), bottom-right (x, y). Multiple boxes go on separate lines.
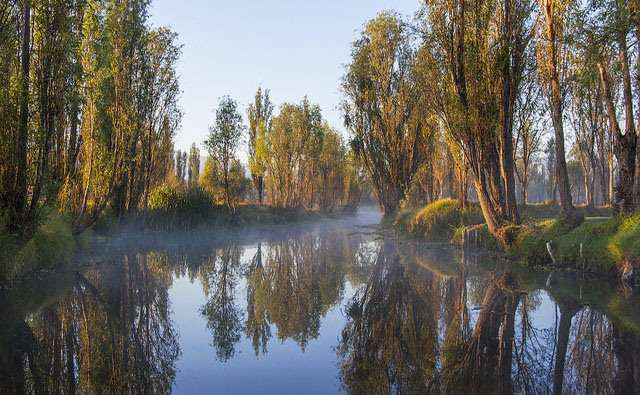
top-left (85, 205), bottom-right (383, 257)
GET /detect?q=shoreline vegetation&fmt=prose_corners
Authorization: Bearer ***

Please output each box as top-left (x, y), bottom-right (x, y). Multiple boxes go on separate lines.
top-left (2, 1), bottom-right (640, 291)
top-left (0, 200), bottom-right (359, 289)
top-left (394, 198), bottom-right (639, 278)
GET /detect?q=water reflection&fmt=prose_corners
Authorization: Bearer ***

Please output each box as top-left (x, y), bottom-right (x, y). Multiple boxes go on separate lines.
top-left (337, 240), bottom-right (640, 394)
top-left (0, 253), bottom-right (180, 393)
top-left (200, 244), bottom-right (244, 361)
top-left (1, 215), bottom-right (640, 393)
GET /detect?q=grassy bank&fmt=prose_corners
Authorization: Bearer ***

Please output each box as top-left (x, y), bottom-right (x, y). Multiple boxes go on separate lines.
top-left (132, 183), bottom-right (356, 232)
top-left (0, 211), bottom-right (83, 288)
top-left (394, 199), bottom-right (639, 276)
top-left (508, 209), bottom-right (640, 274)
top-left (143, 203), bottom-right (350, 232)
top-left (394, 198), bottom-right (485, 242)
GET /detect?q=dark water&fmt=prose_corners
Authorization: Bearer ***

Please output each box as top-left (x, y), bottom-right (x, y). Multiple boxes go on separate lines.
top-left (1, 208), bottom-right (640, 394)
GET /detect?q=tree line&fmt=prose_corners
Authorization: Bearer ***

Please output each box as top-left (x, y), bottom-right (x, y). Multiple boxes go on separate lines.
top-left (0, 0), bottom-right (363, 247)
top-left (167, 88), bottom-right (363, 217)
top-left (0, 0), bottom-right (181, 241)
top-left (342, 0), bottom-right (640, 243)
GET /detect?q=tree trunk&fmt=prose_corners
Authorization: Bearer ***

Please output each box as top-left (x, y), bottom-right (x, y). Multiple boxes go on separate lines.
top-left (598, 60), bottom-right (637, 213)
top-left (12, 1), bottom-right (31, 234)
top-left (472, 175), bottom-right (506, 243)
top-left (635, 134), bottom-right (640, 207)
top-left (500, 0), bottom-right (519, 224)
top-left (543, 0), bottom-right (581, 226)
top-left (258, 176), bottom-right (263, 204)
top-left (552, 299), bottom-right (581, 395)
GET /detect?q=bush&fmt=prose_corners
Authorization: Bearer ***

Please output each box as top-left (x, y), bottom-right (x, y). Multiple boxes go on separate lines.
top-left (395, 199), bottom-right (484, 242)
top-left (609, 210), bottom-right (640, 262)
top-left (1, 211), bottom-right (77, 287)
top-left (147, 183), bottom-right (225, 230)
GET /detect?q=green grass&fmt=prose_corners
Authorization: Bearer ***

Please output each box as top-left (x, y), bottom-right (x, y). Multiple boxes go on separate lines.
top-left (142, 183), bottom-right (347, 232)
top-left (518, 202), bottom-right (612, 222)
top-left (394, 198), bottom-right (484, 242)
top-left (0, 210), bottom-right (79, 288)
top-left (608, 210), bottom-right (640, 262)
top-left (394, 199), bottom-right (638, 275)
top-left (508, 209), bottom-right (640, 273)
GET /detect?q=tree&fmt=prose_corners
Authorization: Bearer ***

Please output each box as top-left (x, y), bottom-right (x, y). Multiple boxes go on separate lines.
top-left (568, 65), bottom-right (604, 207)
top-left (227, 158), bottom-right (250, 210)
top-left (589, 0), bottom-right (638, 212)
top-left (175, 149), bottom-right (186, 182)
top-left (205, 96), bottom-right (244, 215)
top-left (247, 87), bottom-right (273, 204)
top-left (140, 27), bottom-right (182, 223)
top-left (536, 0), bottom-right (582, 225)
top-left (514, 51), bottom-right (545, 205)
top-left (200, 156), bottom-right (220, 201)
top-left (0, 0), bottom-right (182, 242)
top-left (265, 98), bottom-right (323, 209)
top-left (187, 143), bottom-right (200, 186)
top-left (317, 124), bottom-right (346, 212)
top-left (418, 0), bottom-right (532, 242)
top-left (342, 11), bottom-right (433, 215)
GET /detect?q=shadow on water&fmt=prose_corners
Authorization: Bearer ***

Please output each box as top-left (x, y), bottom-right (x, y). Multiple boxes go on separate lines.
top-left (1, 207), bottom-right (640, 393)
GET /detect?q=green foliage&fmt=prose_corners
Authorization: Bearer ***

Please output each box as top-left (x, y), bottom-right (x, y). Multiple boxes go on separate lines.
top-left (508, 209), bottom-right (640, 273)
top-left (608, 210), bottom-right (640, 262)
top-left (200, 157), bottom-right (220, 200)
top-left (247, 87), bottom-right (273, 203)
top-left (317, 125), bottom-right (347, 212)
top-left (144, 182), bottom-right (327, 231)
top-left (1, 211), bottom-right (77, 287)
top-left (343, 11), bottom-right (433, 214)
top-left (266, 98), bottom-right (323, 208)
top-left (205, 96), bottom-right (245, 214)
top-left (395, 199), bottom-right (484, 242)
top-left (147, 183), bottom-right (220, 230)
top-left (188, 143), bottom-right (201, 186)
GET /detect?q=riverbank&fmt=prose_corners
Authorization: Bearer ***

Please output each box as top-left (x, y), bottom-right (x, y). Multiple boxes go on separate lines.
top-left (0, 203), bottom-right (358, 289)
top-left (0, 211), bottom-right (85, 288)
top-left (394, 199), bottom-right (639, 278)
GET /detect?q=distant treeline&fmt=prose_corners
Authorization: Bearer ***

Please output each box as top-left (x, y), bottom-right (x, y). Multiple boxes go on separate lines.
top-left (164, 91), bottom-right (363, 219)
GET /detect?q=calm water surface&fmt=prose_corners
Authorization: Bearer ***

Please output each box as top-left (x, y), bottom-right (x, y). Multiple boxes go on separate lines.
top-left (1, 208), bottom-right (640, 394)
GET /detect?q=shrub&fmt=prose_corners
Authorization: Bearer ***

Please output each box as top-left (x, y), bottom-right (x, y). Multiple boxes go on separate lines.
top-left (147, 183), bottom-right (223, 230)
top-left (395, 199), bottom-right (484, 242)
top-left (1, 211), bottom-right (77, 287)
top-left (609, 210), bottom-right (640, 262)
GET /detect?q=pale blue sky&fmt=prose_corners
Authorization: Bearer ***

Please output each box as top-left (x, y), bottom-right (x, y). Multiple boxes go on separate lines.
top-left (148, 0), bottom-right (421, 159)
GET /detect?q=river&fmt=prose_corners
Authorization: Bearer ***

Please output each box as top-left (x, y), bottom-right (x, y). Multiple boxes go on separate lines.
top-left (1, 207), bottom-right (639, 393)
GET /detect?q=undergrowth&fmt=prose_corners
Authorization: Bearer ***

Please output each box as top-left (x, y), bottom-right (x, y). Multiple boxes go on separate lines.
top-left (394, 198), bottom-right (484, 242)
top-left (1, 210), bottom-right (79, 287)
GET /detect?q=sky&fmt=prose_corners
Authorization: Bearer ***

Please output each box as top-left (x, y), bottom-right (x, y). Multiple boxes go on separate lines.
top-left (148, 0), bottom-right (421, 161)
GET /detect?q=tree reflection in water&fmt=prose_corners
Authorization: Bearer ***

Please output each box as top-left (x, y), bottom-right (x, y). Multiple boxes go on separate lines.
top-left (200, 244), bottom-right (244, 361)
top-left (337, 239), bottom-right (640, 394)
top-left (337, 241), bottom-right (439, 393)
top-left (0, 252), bottom-right (180, 393)
top-left (2, 224), bottom-right (640, 393)
top-left (243, 230), bottom-right (352, 354)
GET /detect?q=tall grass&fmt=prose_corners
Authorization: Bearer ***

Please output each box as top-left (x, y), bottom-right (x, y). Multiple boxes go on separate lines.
top-left (508, 209), bottom-right (640, 272)
top-left (1, 211), bottom-right (77, 287)
top-left (395, 198), bottom-right (484, 242)
top-left (145, 183), bottom-right (324, 231)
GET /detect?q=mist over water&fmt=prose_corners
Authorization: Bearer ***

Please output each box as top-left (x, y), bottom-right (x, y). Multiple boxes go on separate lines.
top-left (1, 207), bottom-right (639, 393)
